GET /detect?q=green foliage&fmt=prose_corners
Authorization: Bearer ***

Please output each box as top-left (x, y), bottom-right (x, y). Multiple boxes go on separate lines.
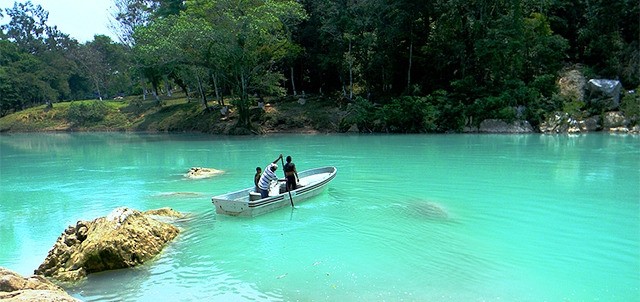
top-left (341, 97), bottom-right (377, 132)
top-left (380, 96), bottom-right (438, 133)
top-left (621, 89), bottom-right (640, 125)
top-left (67, 101), bottom-right (109, 126)
top-left (2, 0), bottom-right (639, 132)
top-left (427, 90), bottom-right (465, 132)
top-left (562, 99), bottom-right (586, 119)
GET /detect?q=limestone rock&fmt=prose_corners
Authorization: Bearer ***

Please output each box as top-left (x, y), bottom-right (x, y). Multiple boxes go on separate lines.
top-left (478, 119), bottom-right (534, 133)
top-left (577, 116), bottom-right (600, 132)
top-left (0, 267), bottom-right (80, 301)
top-left (602, 111), bottom-right (628, 130)
top-left (184, 167), bottom-right (224, 179)
top-left (34, 207), bottom-right (183, 282)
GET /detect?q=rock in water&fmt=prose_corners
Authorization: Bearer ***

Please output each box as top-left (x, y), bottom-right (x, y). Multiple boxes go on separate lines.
top-left (0, 267), bottom-right (80, 301)
top-left (184, 167), bottom-right (224, 179)
top-left (411, 201), bottom-right (449, 220)
top-left (35, 207), bottom-right (183, 282)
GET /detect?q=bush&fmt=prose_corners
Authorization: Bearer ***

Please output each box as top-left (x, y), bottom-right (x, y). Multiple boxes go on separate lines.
top-left (379, 96), bottom-right (438, 133)
top-left (621, 88), bottom-right (639, 125)
top-left (427, 90), bottom-right (465, 132)
top-left (340, 97), bottom-right (378, 132)
top-left (67, 101), bottom-right (109, 126)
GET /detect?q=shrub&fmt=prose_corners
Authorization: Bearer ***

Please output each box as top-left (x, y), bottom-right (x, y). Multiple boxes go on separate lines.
top-left (67, 101), bottom-right (109, 126)
top-left (380, 96), bottom-right (438, 133)
top-left (340, 97), bottom-right (377, 132)
top-left (621, 87), bottom-right (639, 125)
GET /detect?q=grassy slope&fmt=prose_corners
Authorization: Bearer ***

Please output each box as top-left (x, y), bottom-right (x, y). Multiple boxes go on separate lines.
top-left (0, 94), bottom-right (343, 134)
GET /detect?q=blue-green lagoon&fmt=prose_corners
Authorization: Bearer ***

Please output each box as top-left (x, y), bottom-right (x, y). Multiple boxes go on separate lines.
top-left (1, 133), bottom-right (638, 301)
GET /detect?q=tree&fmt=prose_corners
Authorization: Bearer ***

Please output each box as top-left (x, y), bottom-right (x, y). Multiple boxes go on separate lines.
top-left (183, 0), bottom-right (306, 129)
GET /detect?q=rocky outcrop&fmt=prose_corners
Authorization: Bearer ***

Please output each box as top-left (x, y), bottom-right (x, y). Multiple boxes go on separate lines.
top-left (34, 207), bottom-right (183, 282)
top-left (0, 267), bottom-right (80, 301)
top-left (540, 112), bottom-right (602, 133)
top-left (602, 111), bottom-right (629, 130)
top-left (184, 167), bottom-right (224, 179)
top-left (540, 111), bottom-right (638, 133)
top-left (477, 119), bottom-right (534, 133)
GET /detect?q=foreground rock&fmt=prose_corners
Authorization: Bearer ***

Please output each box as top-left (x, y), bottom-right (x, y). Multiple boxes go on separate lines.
top-left (184, 167), bottom-right (224, 179)
top-left (0, 267), bottom-right (80, 301)
top-left (35, 207), bottom-right (183, 282)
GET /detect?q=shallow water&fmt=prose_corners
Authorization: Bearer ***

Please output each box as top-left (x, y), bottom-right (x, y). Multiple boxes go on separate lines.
top-left (1, 133), bottom-right (638, 301)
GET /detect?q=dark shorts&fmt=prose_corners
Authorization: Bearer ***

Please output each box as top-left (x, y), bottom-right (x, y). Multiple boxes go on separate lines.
top-left (260, 188), bottom-right (270, 199)
top-left (286, 175), bottom-right (297, 190)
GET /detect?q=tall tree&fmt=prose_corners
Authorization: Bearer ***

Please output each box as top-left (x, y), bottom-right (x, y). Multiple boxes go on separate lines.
top-left (184, 0), bottom-right (306, 129)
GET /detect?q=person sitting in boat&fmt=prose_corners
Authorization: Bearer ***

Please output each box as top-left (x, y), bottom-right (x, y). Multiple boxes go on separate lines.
top-left (254, 166), bottom-right (262, 193)
top-left (283, 155), bottom-right (299, 191)
top-left (257, 154), bottom-right (282, 199)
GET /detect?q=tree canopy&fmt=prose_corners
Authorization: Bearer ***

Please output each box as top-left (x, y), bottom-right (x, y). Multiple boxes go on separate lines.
top-left (1, 0), bottom-right (638, 131)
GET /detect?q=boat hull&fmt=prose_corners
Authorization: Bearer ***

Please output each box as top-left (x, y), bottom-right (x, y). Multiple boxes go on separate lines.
top-left (212, 166), bottom-right (337, 217)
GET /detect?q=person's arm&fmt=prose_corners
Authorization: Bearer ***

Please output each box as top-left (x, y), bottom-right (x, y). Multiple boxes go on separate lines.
top-left (272, 154), bottom-right (283, 164)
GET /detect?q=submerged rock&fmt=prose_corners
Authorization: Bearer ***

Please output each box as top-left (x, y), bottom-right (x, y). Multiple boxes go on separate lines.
top-left (0, 267), bottom-right (80, 301)
top-left (184, 167), bottom-right (224, 179)
top-left (408, 201), bottom-right (449, 221)
top-left (34, 207), bottom-right (183, 282)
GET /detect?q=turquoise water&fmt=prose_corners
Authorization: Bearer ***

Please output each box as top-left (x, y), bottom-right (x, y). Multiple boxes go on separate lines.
top-left (1, 133), bottom-right (638, 301)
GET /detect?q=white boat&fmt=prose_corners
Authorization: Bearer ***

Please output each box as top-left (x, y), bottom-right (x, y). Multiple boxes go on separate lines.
top-left (212, 166), bottom-right (337, 217)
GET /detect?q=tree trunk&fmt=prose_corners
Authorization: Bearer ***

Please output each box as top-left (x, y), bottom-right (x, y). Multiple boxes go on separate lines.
top-left (142, 80), bottom-right (147, 101)
top-left (211, 72), bottom-right (223, 106)
top-left (348, 40), bottom-right (353, 100)
top-left (164, 76), bottom-right (172, 97)
top-left (290, 66), bottom-right (297, 96)
top-left (152, 82), bottom-right (161, 105)
top-left (196, 73), bottom-right (208, 110)
top-left (238, 72), bottom-right (250, 128)
top-left (407, 39), bottom-right (413, 94)
top-left (93, 77), bottom-right (102, 101)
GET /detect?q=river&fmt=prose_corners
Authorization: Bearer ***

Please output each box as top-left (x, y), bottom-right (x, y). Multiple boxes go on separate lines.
top-left (1, 133), bottom-right (638, 301)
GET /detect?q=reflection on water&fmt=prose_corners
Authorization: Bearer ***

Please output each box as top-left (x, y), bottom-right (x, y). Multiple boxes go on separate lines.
top-left (1, 133), bottom-right (639, 301)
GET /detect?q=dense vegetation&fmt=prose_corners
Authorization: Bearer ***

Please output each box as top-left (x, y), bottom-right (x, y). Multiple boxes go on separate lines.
top-left (1, 0), bottom-right (638, 133)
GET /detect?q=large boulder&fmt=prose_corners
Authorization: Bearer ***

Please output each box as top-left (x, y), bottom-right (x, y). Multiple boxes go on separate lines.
top-left (586, 79), bottom-right (622, 110)
top-left (34, 207), bottom-right (183, 282)
top-left (0, 267), bottom-right (80, 301)
top-left (478, 119), bottom-right (534, 133)
top-left (602, 111), bottom-right (629, 129)
top-left (184, 167), bottom-right (224, 179)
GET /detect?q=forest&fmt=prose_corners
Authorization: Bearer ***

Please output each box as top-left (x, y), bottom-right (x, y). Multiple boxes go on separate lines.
top-left (0, 0), bottom-right (638, 133)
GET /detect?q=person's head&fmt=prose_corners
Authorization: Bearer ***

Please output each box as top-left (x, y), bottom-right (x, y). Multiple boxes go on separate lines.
top-left (256, 167), bottom-right (261, 173)
top-left (286, 156), bottom-right (292, 163)
top-left (270, 163), bottom-right (278, 172)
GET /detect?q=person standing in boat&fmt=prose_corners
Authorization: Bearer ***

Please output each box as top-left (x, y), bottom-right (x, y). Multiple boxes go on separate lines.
top-left (257, 154), bottom-right (283, 199)
top-left (283, 155), bottom-right (299, 191)
top-left (254, 166), bottom-right (262, 192)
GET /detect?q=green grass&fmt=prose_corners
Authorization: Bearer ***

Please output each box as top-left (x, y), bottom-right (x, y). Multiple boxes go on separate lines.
top-left (0, 94), bottom-right (342, 134)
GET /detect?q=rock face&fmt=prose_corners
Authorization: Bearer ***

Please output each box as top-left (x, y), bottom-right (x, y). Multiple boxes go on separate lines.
top-left (478, 119), bottom-right (534, 133)
top-left (0, 267), bottom-right (80, 301)
top-left (35, 207), bottom-right (183, 282)
top-left (184, 167), bottom-right (224, 179)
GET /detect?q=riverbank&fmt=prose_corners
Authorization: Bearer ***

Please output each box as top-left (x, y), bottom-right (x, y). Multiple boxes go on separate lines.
top-left (0, 94), bottom-right (342, 135)
top-left (1, 93), bottom-right (637, 134)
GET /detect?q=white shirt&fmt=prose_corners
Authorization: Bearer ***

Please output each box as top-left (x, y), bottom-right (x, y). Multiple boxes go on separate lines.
top-left (258, 163), bottom-right (279, 190)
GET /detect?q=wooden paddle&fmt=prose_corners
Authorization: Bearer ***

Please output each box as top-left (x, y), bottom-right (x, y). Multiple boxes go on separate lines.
top-left (281, 156), bottom-right (295, 208)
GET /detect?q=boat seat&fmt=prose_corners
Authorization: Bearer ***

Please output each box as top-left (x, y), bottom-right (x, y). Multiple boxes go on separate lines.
top-left (249, 191), bottom-right (262, 201)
